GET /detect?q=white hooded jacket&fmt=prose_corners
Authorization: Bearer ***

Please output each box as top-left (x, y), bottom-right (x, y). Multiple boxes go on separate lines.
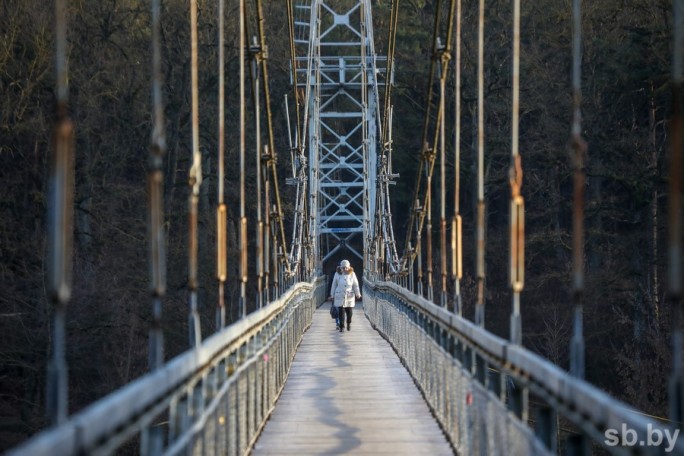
top-left (330, 266), bottom-right (361, 308)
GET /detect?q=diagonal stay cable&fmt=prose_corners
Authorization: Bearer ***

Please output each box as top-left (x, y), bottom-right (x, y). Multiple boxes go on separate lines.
top-left (400, 0), bottom-right (443, 268)
top-left (254, 0), bottom-right (292, 277)
top-left (400, 0), bottom-right (457, 287)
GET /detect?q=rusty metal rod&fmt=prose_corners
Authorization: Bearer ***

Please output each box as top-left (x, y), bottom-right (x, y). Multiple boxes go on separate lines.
top-left (509, 0), bottom-right (524, 345)
top-left (47, 0), bottom-right (73, 426)
top-left (475, 0), bottom-right (486, 328)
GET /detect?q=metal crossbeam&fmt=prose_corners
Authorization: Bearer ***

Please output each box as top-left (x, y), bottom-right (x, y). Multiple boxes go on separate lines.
top-left (304, 0), bottom-right (383, 268)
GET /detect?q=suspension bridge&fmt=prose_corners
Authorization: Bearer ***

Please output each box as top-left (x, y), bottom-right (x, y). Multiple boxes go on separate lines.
top-left (6, 0), bottom-right (684, 454)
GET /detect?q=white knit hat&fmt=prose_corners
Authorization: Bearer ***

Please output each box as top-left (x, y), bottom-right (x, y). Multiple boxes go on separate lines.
top-left (340, 259), bottom-right (350, 268)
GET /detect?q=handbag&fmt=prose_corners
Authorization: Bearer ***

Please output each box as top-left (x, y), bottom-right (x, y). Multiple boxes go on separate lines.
top-left (330, 304), bottom-right (339, 319)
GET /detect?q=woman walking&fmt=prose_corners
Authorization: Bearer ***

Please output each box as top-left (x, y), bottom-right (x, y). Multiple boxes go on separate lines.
top-left (329, 259), bottom-right (362, 332)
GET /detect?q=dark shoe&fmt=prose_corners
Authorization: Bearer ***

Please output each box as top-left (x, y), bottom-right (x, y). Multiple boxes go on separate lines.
top-left (347, 325), bottom-right (350, 331)
top-left (339, 326), bottom-right (344, 332)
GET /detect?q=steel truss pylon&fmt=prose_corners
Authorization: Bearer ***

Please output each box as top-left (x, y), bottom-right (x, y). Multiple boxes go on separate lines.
top-left (297, 0), bottom-right (385, 273)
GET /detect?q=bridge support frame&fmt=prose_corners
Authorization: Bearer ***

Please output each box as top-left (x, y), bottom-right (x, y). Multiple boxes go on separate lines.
top-left (298, 0), bottom-right (384, 269)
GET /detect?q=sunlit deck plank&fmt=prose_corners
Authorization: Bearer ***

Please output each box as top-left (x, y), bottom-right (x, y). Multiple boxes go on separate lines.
top-left (252, 303), bottom-right (454, 455)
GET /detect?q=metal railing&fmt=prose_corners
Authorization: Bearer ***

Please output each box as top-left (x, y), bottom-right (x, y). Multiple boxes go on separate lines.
top-left (364, 280), bottom-right (684, 455)
top-left (8, 278), bottom-right (326, 456)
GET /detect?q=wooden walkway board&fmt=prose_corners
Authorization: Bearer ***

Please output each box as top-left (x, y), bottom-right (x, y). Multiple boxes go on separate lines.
top-left (251, 303), bottom-right (453, 455)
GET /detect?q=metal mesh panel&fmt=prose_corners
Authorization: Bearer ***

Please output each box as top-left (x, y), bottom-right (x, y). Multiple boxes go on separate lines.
top-left (8, 280), bottom-right (326, 456)
top-left (364, 291), bottom-right (553, 456)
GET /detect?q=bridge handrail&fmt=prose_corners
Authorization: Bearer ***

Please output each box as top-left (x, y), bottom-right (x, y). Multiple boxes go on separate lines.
top-left (366, 279), bottom-right (683, 455)
top-left (8, 277), bottom-right (326, 456)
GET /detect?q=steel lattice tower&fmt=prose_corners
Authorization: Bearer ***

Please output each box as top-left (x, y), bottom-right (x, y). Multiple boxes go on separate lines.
top-left (294, 0), bottom-right (385, 273)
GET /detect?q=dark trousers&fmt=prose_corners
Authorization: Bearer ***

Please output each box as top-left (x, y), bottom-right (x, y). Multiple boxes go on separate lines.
top-left (338, 307), bottom-right (352, 328)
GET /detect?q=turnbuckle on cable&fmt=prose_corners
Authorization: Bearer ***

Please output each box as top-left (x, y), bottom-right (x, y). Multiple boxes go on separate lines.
top-left (509, 155), bottom-right (525, 292)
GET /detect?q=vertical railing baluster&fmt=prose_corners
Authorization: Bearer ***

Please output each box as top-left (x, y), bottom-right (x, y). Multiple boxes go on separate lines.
top-left (227, 381), bottom-right (236, 456)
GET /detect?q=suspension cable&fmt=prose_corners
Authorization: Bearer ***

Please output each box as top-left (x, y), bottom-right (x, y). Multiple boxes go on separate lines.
top-left (239, 0), bottom-right (248, 317)
top-left (148, 0), bottom-right (167, 367)
top-left (188, 0), bottom-right (203, 345)
top-left (452, 0), bottom-right (462, 316)
top-left (216, 0), bottom-right (227, 329)
top-left (381, 0), bottom-right (400, 148)
top-left (372, 0), bottom-right (401, 277)
top-left (286, 0), bottom-right (303, 150)
top-left (263, 154), bottom-right (272, 301)
top-left (509, 0), bottom-right (525, 345)
top-left (250, 33), bottom-right (264, 308)
top-left (362, 0), bottom-right (370, 274)
top-left (420, 0), bottom-right (444, 153)
top-left (243, 6), bottom-right (272, 297)
top-left (308, 0), bottom-right (322, 275)
top-left (474, 0), bottom-right (486, 327)
top-left (400, 1), bottom-right (457, 306)
top-left (300, 1), bottom-right (319, 157)
top-left (283, 1), bottom-right (311, 280)
top-left (254, 0), bottom-right (292, 279)
top-left (363, 0), bottom-right (395, 277)
top-left (401, 0), bottom-right (443, 265)
top-left (47, 0), bottom-right (74, 426)
top-left (569, 0), bottom-right (587, 378)
top-left (439, 0), bottom-right (456, 307)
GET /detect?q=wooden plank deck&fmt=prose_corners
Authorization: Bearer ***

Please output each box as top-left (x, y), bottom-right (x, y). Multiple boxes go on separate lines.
top-left (251, 302), bottom-right (454, 455)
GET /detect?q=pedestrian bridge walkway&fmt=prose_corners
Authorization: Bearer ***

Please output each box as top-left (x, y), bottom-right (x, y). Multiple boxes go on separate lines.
top-left (252, 303), bottom-right (453, 455)
top-left (10, 0), bottom-right (684, 455)
top-left (9, 279), bottom-right (683, 455)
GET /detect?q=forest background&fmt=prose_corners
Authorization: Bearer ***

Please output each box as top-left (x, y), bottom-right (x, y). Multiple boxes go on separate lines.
top-left (0, 0), bottom-right (676, 449)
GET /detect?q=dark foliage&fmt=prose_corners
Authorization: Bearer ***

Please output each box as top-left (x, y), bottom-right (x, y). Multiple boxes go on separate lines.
top-left (0, 0), bottom-right (677, 449)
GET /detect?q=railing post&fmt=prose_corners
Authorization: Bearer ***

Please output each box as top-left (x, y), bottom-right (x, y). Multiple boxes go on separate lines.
top-left (141, 425), bottom-right (163, 456)
top-left (507, 379), bottom-right (528, 422)
top-left (179, 395), bottom-right (190, 440)
top-left (534, 406), bottom-right (557, 453)
top-left (475, 354), bottom-right (487, 389)
top-left (566, 433), bottom-right (589, 456)
top-left (463, 345), bottom-right (472, 372)
top-left (489, 367), bottom-right (502, 399)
